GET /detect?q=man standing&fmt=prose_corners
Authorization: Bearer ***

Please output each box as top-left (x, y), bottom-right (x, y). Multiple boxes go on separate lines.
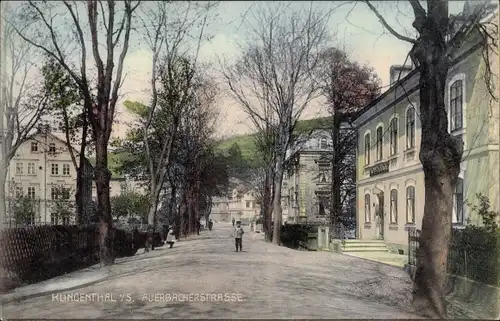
top-left (196, 218), bottom-right (201, 235)
top-left (208, 219), bottom-right (213, 231)
top-left (233, 221), bottom-right (244, 252)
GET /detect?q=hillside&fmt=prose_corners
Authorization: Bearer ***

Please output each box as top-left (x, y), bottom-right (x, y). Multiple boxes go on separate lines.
top-left (217, 116), bottom-right (332, 162)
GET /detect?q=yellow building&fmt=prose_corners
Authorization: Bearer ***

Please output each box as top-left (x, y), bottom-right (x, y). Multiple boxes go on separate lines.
top-left (353, 13), bottom-right (499, 252)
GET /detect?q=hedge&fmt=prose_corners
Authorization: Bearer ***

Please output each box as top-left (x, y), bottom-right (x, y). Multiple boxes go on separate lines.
top-left (448, 227), bottom-right (500, 286)
top-left (0, 224), bottom-right (164, 293)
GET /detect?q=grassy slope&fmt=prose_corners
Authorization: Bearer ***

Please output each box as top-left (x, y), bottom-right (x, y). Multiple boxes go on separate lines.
top-left (217, 116), bottom-right (332, 163)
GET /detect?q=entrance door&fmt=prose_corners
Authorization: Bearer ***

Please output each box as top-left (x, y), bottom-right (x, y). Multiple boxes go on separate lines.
top-left (377, 192), bottom-right (385, 240)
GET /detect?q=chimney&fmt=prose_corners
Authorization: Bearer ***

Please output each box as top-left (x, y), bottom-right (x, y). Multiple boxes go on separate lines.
top-left (389, 64), bottom-right (413, 85)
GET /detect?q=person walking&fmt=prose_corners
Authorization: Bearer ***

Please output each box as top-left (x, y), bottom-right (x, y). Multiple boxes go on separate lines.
top-left (208, 219), bottom-right (213, 231)
top-left (166, 227), bottom-right (176, 248)
top-left (233, 221), bottom-right (244, 252)
top-left (196, 218), bottom-right (201, 235)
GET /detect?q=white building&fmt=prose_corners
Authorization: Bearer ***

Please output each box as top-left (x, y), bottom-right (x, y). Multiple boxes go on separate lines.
top-left (5, 132), bottom-right (80, 225)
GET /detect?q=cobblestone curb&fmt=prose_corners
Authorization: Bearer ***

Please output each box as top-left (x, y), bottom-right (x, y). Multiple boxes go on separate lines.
top-left (1, 272), bottom-right (109, 305)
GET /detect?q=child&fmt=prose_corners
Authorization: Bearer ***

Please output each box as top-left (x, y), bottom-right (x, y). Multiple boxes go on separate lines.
top-left (166, 228), bottom-right (176, 248)
top-left (233, 221), bottom-right (244, 252)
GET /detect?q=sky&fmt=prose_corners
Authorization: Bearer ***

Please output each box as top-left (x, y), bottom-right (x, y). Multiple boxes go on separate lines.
top-left (114, 0), bottom-right (467, 139)
top-left (3, 0), bottom-right (467, 140)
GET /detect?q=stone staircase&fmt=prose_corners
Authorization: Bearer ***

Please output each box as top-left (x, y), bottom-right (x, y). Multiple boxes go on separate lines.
top-left (341, 239), bottom-right (389, 253)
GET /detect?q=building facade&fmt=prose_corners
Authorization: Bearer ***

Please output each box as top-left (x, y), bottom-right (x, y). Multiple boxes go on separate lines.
top-left (282, 129), bottom-right (336, 223)
top-left (353, 14), bottom-right (499, 252)
top-left (5, 132), bottom-right (81, 225)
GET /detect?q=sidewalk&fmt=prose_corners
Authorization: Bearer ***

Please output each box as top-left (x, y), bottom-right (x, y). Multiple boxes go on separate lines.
top-left (343, 251), bottom-right (407, 268)
top-left (1, 266), bottom-right (108, 305)
top-left (0, 235), bottom-right (204, 305)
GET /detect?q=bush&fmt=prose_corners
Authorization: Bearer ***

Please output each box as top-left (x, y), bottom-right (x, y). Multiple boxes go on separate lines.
top-left (448, 194), bottom-right (500, 285)
top-left (449, 227), bottom-right (500, 285)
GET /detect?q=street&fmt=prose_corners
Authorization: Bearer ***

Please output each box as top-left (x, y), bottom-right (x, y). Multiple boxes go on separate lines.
top-left (2, 224), bottom-right (419, 319)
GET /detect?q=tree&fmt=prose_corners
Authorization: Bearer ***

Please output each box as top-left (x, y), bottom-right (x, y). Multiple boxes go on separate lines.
top-left (134, 1), bottom-right (217, 248)
top-left (50, 185), bottom-right (75, 225)
top-left (223, 2), bottom-right (334, 244)
top-left (111, 191), bottom-right (150, 221)
top-left (316, 47), bottom-right (380, 232)
top-left (365, 0), bottom-right (498, 317)
top-left (0, 3), bottom-right (50, 225)
top-left (11, 0), bottom-right (140, 264)
top-left (42, 57), bottom-right (93, 225)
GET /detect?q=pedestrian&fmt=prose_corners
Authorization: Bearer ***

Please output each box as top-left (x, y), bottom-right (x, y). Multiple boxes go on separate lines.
top-left (166, 227), bottom-right (176, 248)
top-left (232, 217), bottom-right (235, 227)
top-left (233, 221), bottom-right (244, 252)
top-left (208, 219), bottom-right (213, 231)
top-left (197, 218), bottom-right (201, 235)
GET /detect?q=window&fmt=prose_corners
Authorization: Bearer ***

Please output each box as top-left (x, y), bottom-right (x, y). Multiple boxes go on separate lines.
top-left (390, 118), bottom-right (398, 156)
top-left (15, 186), bottom-right (23, 198)
top-left (376, 126), bottom-right (383, 161)
top-left (320, 138), bottom-right (327, 149)
top-left (16, 163), bottom-right (23, 175)
top-left (51, 213), bottom-right (59, 225)
top-left (31, 142), bottom-right (38, 152)
top-left (453, 178), bottom-right (464, 225)
top-left (28, 187), bottom-right (36, 199)
top-left (450, 80), bottom-right (463, 131)
top-left (63, 164), bottom-right (70, 176)
top-left (406, 186), bottom-right (415, 223)
top-left (51, 164), bottom-right (59, 175)
top-left (406, 107), bottom-right (416, 149)
top-left (28, 163), bottom-right (36, 175)
top-left (364, 133), bottom-right (371, 165)
top-left (390, 189), bottom-right (398, 224)
top-left (62, 215), bottom-right (70, 225)
top-left (51, 187), bottom-right (59, 200)
top-left (364, 194), bottom-right (371, 223)
top-left (49, 143), bottom-right (56, 154)
top-left (246, 201), bottom-right (250, 208)
top-left (120, 183), bottom-right (127, 194)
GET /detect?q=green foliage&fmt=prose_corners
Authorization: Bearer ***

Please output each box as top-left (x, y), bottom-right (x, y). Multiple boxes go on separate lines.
top-left (466, 193), bottom-right (499, 232)
top-left (11, 196), bottom-right (38, 225)
top-left (449, 194), bottom-right (500, 285)
top-left (51, 186), bottom-right (75, 222)
top-left (111, 190), bottom-right (150, 221)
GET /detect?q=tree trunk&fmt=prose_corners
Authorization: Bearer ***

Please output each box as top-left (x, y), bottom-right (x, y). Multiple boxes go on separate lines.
top-left (412, 38), bottom-right (462, 318)
top-left (145, 182), bottom-right (162, 252)
top-left (95, 135), bottom-right (114, 265)
top-left (262, 171), bottom-right (273, 242)
top-left (75, 167), bottom-right (84, 225)
top-left (272, 161), bottom-right (285, 245)
top-left (0, 165), bottom-right (8, 228)
top-left (330, 113), bottom-right (342, 229)
top-left (168, 183), bottom-right (177, 223)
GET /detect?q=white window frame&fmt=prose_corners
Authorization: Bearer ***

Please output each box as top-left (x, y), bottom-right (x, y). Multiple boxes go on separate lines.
top-left (31, 142), bottom-right (38, 152)
top-left (389, 115), bottom-right (399, 156)
top-left (405, 105), bottom-right (416, 149)
top-left (452, 164), bottom-right (466, 226)
top-left (51, 186), bottom-right (59, 200)
top-left (16, 163), bottom-right (23, 175)
top-left (364, 130), bottom-right (371, 166)
top-left (390, 189), bottom-right (398, 224)
top-left (28, 186), bottom-right (36, 199)
top-left (319, 137), bottom-right (328, 150)
top-left (27, 163), bottom-right (36, 175)
top-left (447, 73), bottom-right (466, 135)
top-left (51, 164), bottom-right (59, 175)
top-left (49, 143), bottom-right (57, 154)
top-left (63, 164), bottom-right (70, 176)
top-left (15, 186), bottom-right (23, 198)
top-left (406, 185), bottom-right (416, 224)
top-left (375, 124), bottom-right (384, 161)
top-left (364, 193), bottom-right (371, 223)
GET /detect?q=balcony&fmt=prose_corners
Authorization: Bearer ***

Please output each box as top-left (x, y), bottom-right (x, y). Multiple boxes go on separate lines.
top-left (365, 160), bottom-right (390, 177)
